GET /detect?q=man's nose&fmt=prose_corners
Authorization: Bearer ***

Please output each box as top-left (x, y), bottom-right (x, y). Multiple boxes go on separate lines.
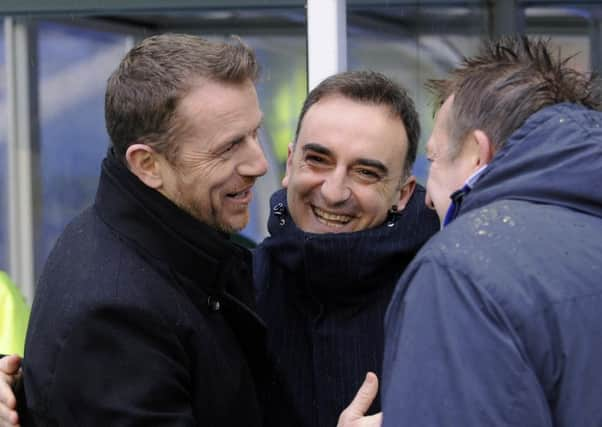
top-left (321, 170), bottom-right (351, 205)
top-left (239, 137), bottom-right (268, 178)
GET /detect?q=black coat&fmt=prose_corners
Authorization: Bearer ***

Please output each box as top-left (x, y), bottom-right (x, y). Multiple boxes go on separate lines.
top-left (253, 187), bottom-right (439, 427)
top-left (21, 152), bottom-right (269, 426)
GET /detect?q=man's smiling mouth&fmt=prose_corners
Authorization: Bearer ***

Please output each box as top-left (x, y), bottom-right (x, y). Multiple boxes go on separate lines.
top-left (227, 189), bottom-right (249, 199)
top-left (312, 206), bottom-right (353, 228)
top-left (226, 184), bottom-right (254, 202)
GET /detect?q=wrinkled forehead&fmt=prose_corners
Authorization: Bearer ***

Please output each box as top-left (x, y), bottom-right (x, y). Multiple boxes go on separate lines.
top-left (299, 95), bottom-right (405, 143)
top-left (436, 95), bottom-right (455, 129)
top-left (297, 98), bottom-right (408, 179)
top-left (172, 78), bottom-right (262, 149)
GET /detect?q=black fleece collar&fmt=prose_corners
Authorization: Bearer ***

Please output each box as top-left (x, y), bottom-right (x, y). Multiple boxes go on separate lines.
top-left (93, 150), bottom-right (249, 296)
top-left (259, 188), bottom-right (439, 305)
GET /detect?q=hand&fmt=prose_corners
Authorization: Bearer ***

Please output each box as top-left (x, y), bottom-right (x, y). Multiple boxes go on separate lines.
top-left (337, 372), bottom-right (382, 427)
top-left (0, 355), bottom-right (22, 427)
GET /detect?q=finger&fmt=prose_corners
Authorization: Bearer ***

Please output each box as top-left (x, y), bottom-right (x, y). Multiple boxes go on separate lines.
top-left (0, 400), bottom-right (19, 426)
top-left (357, 412), bottom-right (382, 427)
top-left (0, 377), bottom-right (16, 410)
top-left (0, 356), bottom-right (21, 377)
top-left (346, 372), bottom-right (379, 418)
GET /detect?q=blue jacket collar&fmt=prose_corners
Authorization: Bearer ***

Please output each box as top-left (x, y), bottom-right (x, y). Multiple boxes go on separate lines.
top-left (455, 103), bottom-right (602, 221)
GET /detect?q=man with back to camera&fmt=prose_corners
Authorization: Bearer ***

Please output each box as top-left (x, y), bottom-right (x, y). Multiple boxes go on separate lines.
top-left (381, 36), bottom-right (602, 426)
top-left (254, 70), bottom-right (438, 427)
top-left (3, 33), bottom-right (273, 426)
top-left (0, 71), bottom-right (439, 427)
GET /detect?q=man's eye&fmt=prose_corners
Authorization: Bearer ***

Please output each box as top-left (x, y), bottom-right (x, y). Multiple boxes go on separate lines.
top-left (356, 169), bottom-right (380, 179)
top-left (305, 154), bottom-right (326, 164)
top-left (223, 139), bottom-right (243, 154)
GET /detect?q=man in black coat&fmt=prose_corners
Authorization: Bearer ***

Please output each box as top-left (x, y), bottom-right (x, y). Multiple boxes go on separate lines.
top-left (6, 33), bottom-right (272, 426)
top-left (254, 71), bottom-right (439, 427)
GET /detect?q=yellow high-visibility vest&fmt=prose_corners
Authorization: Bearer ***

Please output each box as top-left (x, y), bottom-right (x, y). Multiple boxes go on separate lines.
top-left (0, 271), bottom-right (30, 356)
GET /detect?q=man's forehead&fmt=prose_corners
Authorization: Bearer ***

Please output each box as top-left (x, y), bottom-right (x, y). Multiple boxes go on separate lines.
top-left (179, 79), bottom-right (260, 122)
top-left (301, 98), bottom-right (405, 140)
top-left (437, 95), bottom-right (455, 125)
top-left (430, 96), bottom-right (454, 140)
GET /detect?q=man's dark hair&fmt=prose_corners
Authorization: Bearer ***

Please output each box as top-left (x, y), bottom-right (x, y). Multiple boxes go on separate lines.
top-left (294, 70), bottom-right (420, 178)
top-left (105, 33), bottom-right (259, 163)
top-left (428, 36), bottom-right (602, 158)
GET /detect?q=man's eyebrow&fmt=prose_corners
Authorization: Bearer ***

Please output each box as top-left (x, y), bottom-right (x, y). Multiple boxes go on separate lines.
top-left (301, 143), bottom-right (332, 157)
top-left (353, 158), bottom-right (388, 175)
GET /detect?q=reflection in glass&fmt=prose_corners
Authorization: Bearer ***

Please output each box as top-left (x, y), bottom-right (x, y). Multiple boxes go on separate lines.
top-left (0, 21), bottom-right (7, 269)
top-left (36, 21), bottom-right (129, 276)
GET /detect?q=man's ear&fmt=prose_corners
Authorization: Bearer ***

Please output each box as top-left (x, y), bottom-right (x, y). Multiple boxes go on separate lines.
top-left (125, 144), bottom-right (164, 189)
top-left (395, 175), bottom-right (416, 211)
top-left (472, 129), bottom-right (494, 167)
top-left (281, 143), bottom-right (295, 188)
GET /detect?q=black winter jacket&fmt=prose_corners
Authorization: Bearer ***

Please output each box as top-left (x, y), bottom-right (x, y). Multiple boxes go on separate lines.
top-left (21, 151), bottom-right (269, 426)
top-left (254, 187), bottom-right (439, 427)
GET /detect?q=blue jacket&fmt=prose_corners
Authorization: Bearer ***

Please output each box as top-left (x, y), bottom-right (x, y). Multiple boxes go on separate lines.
top-left (254, 187), bottom-right (439, 427)
top-left (382, 103), bottom-right (602, 426)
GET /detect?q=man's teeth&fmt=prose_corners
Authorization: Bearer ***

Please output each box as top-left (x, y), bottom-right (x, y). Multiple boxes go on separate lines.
top-left (313, 207), bottom-right (352, 226)
top-left (228, 190), bottom-right (248, 198)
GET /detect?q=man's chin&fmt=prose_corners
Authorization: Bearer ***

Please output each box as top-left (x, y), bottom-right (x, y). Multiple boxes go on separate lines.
top-left (217, 215), bottom-right (250, 235)
top-left (184, 207), bottom-right (249, 235)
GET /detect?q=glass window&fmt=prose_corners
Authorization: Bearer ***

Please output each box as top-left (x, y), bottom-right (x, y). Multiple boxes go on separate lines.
top-left (0, 21), bottom-right (7, 270)
top-left (525, 6), bottom-right (591, 72)
top-left (36, 21), bottom-right (130, 275)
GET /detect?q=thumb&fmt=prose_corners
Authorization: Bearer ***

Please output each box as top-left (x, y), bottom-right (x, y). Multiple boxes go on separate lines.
top-left (345, 372), bottom-right (379, 418)
top-left (0, 356), bottom-right (22, 376)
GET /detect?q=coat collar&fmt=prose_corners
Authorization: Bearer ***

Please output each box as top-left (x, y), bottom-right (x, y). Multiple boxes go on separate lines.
top-left (259, 188), bottom-right (439, 304)
top-left (459, 103), bottom-right (602, 221)
top-left (94, 150), bottom-right (250, 297)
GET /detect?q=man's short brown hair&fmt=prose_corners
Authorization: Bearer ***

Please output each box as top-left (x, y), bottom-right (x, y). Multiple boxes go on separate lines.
top-left (428, 36), bottom-right (602, 158)
top-left (105, 33), bottom-right (259, 163)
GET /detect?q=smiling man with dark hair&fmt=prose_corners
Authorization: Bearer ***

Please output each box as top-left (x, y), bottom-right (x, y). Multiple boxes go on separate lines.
top-left (255, 71), bottom-right (438, 427)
